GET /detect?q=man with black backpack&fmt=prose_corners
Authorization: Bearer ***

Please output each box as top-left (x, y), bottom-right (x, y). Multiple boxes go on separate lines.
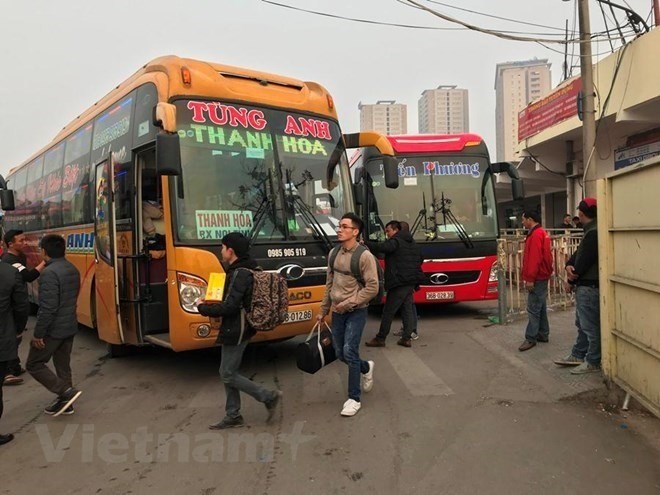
top-left (318, 213), bottom-right (379, 417)
top-left (197, 233), bottom-right (282, 430)
top-left (365, 220), bottom-right (425, 348)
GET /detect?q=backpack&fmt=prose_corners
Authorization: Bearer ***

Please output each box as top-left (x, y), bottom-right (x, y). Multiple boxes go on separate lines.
top-left (239, 269), bottom-right (289, 331)
top-left (328, 245), bottom-right (385, 305)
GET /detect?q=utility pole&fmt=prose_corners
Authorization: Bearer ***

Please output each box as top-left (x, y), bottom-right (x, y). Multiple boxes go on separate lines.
top-left (654, 0), bottom-right (660, 28)
top-left (578, 0), bottom-right (597, 198)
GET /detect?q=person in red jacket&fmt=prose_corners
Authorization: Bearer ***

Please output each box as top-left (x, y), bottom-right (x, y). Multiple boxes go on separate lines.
top-left (518, 211), bottom-right (554, 352)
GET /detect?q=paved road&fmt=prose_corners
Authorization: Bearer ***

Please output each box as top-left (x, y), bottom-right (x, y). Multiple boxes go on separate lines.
top-left (1, 304), bottom-right (658, 494)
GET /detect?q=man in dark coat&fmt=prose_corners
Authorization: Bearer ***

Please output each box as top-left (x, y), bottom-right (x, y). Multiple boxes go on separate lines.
top-left (364, 220), bottom-right (424, 348)
top-left (554, 198), bottom-right (601, 374)
top-left (2, 229), bottom-right (45, 385)
top-left (197, 232), bottom-right (282, 430)
top-left (0, 260), bottom-right (29, 445)
top-left (26, 234), bottom-right (82, 417)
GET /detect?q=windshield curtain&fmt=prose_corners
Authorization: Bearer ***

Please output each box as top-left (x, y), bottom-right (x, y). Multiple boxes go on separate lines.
top-left (364, 154), bottom-right (498, 241)
top-left (173, 100), bottom-right (349, 243)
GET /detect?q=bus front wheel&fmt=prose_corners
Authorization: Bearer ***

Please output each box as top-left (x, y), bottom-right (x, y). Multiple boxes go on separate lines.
top-left (106, 342), bottom-right (133, 358)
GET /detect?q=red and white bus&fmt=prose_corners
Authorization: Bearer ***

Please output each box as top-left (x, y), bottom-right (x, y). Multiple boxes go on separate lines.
top-left (350, 133), bottom-right (523, 304)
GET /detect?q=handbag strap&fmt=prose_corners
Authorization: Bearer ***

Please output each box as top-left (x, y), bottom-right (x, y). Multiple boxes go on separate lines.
top-left (305, 321), bottom-right (321, 342)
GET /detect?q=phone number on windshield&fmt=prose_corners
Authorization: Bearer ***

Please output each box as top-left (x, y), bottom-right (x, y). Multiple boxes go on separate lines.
top-left (267, 248), bottom-right (307, 258)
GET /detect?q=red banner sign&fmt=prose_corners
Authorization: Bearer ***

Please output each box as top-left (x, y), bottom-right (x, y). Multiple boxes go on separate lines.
top-left (518, 78), bottom-right (581, 141)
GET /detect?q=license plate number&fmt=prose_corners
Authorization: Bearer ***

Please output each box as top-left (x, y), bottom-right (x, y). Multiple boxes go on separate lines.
top-left (426, 291), bottom-right (455, 300)
top-left (283, 310), bottom-right (313, 324)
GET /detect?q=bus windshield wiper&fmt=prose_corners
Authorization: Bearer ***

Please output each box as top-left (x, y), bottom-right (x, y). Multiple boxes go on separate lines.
top-left (411, 191), bottom-right (429, 237)
top-left (247, 169), bottom-right (278, 244)
top-left (284, 167), bottom-right (333, 253)
top-left (433, 191), bottom-right (474, 249)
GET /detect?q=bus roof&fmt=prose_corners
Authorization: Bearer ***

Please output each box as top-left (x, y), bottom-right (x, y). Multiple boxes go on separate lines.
top-left (9, 55), bottom-right (337, 176)
top-left (385, 134), bottom-right (485, 153)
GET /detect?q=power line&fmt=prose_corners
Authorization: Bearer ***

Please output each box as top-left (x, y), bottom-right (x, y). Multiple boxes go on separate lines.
top-left (423, 0), bottom-right (566, 31)
top-left (261, 0), bottom-right (576, 36)
top-left (399, 0), bottom-right (585, 44)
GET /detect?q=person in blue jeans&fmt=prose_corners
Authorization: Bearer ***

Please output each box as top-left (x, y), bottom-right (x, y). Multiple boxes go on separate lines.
top-left (554, 198), bottom-right (601, 374)
top-left (518, 211), bottom-right (554, 352)
top-left (318, 213), bottom-right (379, 417)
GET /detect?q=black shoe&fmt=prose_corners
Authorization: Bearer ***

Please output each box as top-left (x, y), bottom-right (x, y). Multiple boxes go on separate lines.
top-left (10, 367), bottom-right (26, 377)
top-left (209, 416), bottom-right (245, 430)
top-left (265, 391), bottom-right (283, 423)
top-left (53, 388), bottom-right (82, 417)
top-left (0, 434), bottom-right (14, 446)
top-left (45, 400), bottom-right (75, 416)
top-left (537, 336), bottom-right (549, 343)
top-left (518, 340), bottom-right (536, 352)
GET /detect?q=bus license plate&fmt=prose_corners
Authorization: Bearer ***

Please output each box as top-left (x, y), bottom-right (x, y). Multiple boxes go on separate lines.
top-left (426, 291), bottom-right (454, 300)
top-left (283, 310), bottom-right (313, 324)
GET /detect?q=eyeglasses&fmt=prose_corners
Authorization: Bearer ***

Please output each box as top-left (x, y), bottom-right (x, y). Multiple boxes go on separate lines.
top-left (336, 224), bottom-right (357, 230)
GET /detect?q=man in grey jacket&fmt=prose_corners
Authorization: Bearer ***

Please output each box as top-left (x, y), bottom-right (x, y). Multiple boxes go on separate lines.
top-left (26, 234), bottom-right (82, 417)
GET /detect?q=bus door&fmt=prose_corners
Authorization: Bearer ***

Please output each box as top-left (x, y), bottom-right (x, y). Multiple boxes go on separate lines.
top-left (135, 148), bottom-right (169, 340)
top-left (93, 157), bottom-right (141, 347)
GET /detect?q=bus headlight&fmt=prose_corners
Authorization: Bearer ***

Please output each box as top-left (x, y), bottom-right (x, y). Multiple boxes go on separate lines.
top-left (488, 262), bottom-right (498, 283)
top-left (177, 272), bottom-right (207, 313)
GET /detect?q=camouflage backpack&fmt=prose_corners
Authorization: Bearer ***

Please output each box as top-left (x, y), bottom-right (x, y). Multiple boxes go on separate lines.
top-left (240, 269), bottom-right (289, 331)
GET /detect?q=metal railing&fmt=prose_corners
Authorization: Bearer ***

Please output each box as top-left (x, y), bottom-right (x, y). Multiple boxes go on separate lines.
top-left (497, 229), bottom-right (583, 324)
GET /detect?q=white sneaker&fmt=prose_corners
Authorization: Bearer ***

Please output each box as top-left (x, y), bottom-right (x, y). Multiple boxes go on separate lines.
top-left (361, 361), bottom-right (374, 393)
top-left (340, 399), bottom-right (361, 417)
top-left (411, 332), bottom-right (419, 340)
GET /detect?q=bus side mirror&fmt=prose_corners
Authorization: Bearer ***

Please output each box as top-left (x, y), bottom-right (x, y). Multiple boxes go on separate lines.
top-left (156, 133), bottom-right (182, 176)
top-left (0, 189), bottom-right (15, 211)
top-left (511, 178), bottom-right (525, 200)
top-left (491, 161), bottom-right (524, 200)
top-left (0, 175), bottom-right (14, 211)
top-left (384, 156), bottom-right (399, 189)
top-left (353, 182), bottom-right (365, 205)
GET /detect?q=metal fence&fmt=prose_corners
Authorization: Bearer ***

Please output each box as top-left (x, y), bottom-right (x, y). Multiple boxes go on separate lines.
top-left (496, 229), bottom-right (583, 324)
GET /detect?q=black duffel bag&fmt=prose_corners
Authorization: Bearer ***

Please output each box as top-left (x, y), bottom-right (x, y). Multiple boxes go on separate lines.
top-left (296, 321), bottom-right (336, 374)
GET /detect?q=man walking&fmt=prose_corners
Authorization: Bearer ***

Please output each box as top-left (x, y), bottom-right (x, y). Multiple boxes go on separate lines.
top-left (197, 232), bottom-right (282, 429)
top-left (2, 229), bottom-right (45, 385)
top-left (518, 211), bottom-right (554, 352)
top-left (0, 260), bottom-right (29, 445)
top-left (365, 220), bottom-right (424, 348)
top-left (554, 198), bottom-right (601, 374)
top-left (26, 235), bottom-right (82, 417)
top-left (318, 213), bottom-right (378, 417)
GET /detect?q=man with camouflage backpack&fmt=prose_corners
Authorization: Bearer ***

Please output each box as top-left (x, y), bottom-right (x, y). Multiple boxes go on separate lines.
top-left (197, 233), bottom-right (282, 430)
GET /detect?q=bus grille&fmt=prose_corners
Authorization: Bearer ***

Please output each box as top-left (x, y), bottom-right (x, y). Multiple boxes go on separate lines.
top-left (423, 270), bottom-right (481, 286)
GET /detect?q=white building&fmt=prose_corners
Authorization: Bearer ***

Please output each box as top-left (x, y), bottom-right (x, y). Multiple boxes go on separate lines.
top-left (358, 100), bottom-right (407, 135)
top-left (495, 59), bottom-right (552, 162)
top-left (418, 85), bottom-right (469, 134)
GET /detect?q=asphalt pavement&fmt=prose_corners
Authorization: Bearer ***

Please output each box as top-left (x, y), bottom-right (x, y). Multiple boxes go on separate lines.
top-left (0, 304), bottom-right (658, 494)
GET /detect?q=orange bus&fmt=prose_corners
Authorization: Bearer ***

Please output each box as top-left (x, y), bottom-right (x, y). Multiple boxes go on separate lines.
top-left (0, 56), bottom-right (397, 355)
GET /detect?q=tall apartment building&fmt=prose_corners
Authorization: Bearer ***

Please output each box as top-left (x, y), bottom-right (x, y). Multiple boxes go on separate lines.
top-left (358, 100), bottom-right (407, 135)
top-left (495, 59), bottom-right (552, 161)
top-left (418, 85), bottom-right (469, 134)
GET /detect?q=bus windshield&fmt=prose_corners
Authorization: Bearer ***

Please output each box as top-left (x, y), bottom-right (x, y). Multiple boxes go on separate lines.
top-left (173, 100), bottom-right (350, 244)
top-left (363, 154), bottom-right (498, 242)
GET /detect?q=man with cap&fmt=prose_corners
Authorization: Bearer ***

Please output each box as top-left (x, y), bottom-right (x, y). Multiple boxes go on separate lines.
top-left (554, 198), bottom-right (601, 374)
top-left (197, 232), bottom-right (282, 429)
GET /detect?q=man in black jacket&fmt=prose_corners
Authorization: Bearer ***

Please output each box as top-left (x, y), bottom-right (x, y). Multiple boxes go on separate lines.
top-left (197, 232), bottom-right (282, 430)
top-left (2, 229), bottom-right (46, 385)
top-left (554, 198), bottom-right (601, 374)
top-left (26, 234), bottom-right (82, 417)
top-left (0, 261), bottom-right (29, 445)
top-left (365, 221), bottom-right (424, 348)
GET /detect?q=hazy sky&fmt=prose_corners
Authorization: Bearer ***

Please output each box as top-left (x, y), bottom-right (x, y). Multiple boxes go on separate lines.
top-left (0, 0), bottom-right (654, 177)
